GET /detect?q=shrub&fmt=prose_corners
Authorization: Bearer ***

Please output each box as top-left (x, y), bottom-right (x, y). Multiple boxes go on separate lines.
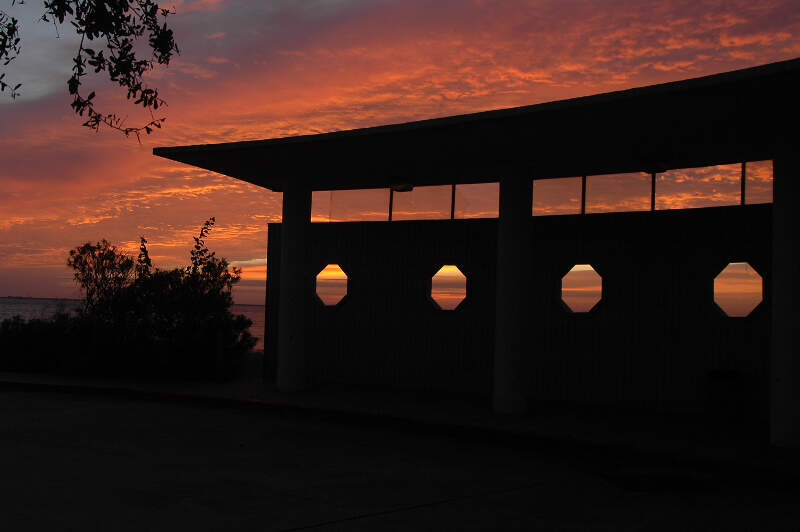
top-left (0, 218), bottom-right (256, 380)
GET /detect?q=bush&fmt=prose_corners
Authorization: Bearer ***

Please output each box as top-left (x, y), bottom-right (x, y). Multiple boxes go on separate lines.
top-left (0, 218), bottom-right (256, 380)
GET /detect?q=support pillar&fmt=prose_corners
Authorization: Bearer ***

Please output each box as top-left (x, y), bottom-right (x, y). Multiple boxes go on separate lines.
top-left (276, 182), bottom-right (312, 391)
top-left (771, 155), bottom-right (800, 446)
top-left (493, 174), bottom-right (533, 413)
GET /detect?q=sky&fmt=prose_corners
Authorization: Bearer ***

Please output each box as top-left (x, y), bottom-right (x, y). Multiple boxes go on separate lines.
top-left (0, 0), bottom-right (797, 304)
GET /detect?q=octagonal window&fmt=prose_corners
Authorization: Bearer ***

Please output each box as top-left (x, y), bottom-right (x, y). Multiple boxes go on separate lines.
top-left (562, 264), bottom-right (602, 313)
top-left (714, 262), bottom-right (762, 317)
top-left (316, 264), bottom-right (348, 306)
top-left (431, 265), bottom-right (466, 310)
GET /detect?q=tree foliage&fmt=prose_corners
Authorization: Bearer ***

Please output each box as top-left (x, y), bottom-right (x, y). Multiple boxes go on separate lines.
top-left (67, 238), bottom-right (134, 313)
top-left (1, 218), bottom-right (256, 380)
top-left (0, 0), bottom-right (179, 139)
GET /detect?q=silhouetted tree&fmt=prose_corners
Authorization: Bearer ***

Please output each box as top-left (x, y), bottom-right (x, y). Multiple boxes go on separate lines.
top-left (0, 0), bottom-right (179, 139)
top-left (67, 239), bottom-right (134, 314)
top-left (1, 218), bottom-right (256, 380)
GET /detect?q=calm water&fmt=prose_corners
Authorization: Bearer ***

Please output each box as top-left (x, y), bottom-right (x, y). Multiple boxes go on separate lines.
top-left (0, 297), bottom-right (266, 351)
top-left (235, 304), bottom-right (266, 351)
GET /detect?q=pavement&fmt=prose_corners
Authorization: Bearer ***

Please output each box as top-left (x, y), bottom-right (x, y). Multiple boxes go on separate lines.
top-left (2, 385), bottom-right (800, 530)
top-left (0, 353), bottom-right (797, 482)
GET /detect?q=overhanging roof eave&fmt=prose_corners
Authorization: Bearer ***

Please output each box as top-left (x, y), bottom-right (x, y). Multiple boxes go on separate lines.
top-left (153, 57), bottom-right (800, 190)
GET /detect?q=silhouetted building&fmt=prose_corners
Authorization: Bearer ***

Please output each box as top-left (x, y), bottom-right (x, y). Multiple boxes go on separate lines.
top-left (155, 58), bottom-right (800, 447)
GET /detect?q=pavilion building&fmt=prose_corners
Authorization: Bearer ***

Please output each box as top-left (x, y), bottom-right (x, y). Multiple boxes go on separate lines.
top-left (155, 58), bottom-right (800, 446)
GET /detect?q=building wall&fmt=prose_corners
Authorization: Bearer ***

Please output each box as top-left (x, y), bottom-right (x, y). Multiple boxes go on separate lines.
top-left (265, 204), bottom-right (771, 415)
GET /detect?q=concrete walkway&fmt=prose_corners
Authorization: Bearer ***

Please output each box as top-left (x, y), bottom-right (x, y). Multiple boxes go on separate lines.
top-left (4, 388), bottom-right (799, 531)
top-left (0, 354), bottom-right (796, 482)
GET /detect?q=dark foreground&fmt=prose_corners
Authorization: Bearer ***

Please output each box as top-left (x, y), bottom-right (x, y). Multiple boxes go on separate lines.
top-left (1, 390), bottom-right (797, 531)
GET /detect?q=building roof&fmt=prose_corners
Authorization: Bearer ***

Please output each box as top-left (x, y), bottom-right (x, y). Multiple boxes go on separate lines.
top-left (153, 58), bottom-right (800, 192)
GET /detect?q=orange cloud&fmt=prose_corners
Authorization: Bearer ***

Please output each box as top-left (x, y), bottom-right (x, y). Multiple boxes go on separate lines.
top-left (0, 0), bottom-right (796, 303)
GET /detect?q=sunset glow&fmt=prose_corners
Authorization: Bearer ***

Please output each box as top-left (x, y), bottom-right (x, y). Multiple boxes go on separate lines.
top-left (562, 264), bottom-right (602, 313)
top-left (533, 177), bottom-right (581, 216)
top-left (454, 183), bottom-right (499, 219)
top-left (393, 186), bottom-right (452, 221)
top-left (586, 172), bottom-right (652, 214)
top-left (316, 264), bottom-right (348, 306)
top-left (714, 262), bottom-right (763, 317)
top-left (1, 1), bottom-right (796, 303)
top-left (744, 160), bottom-right (774, 204)
top-left (431, 265), bottom-right (467, 310)
top-left (656, 164), bottom-right (741, 210)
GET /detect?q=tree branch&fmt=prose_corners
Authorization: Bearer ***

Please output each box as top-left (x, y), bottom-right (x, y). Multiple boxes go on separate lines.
top-left (2, 1), bottom-right (179, 139)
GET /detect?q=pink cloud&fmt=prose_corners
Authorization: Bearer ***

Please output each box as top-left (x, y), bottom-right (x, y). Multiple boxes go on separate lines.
top-left (0, 0), bottom-right (797, 303)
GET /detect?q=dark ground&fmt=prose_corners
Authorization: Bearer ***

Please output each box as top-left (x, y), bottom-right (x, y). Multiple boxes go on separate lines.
top-left (1, 389), bottom-right (798, 531)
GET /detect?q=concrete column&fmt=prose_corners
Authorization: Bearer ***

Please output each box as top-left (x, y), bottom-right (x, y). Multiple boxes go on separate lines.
top-left (494, 174), bottom-right (533, 413)
top-left (771, 155), bottom-right (800, 446)
top-left (276, 182), bottom-right (312, 391)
